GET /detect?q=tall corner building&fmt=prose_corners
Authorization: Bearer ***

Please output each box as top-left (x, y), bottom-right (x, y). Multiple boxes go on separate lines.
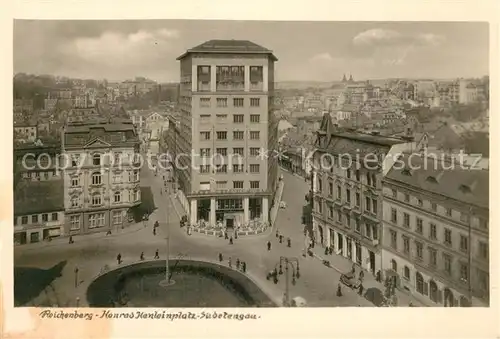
top-left (173, 39), bottom-right (279, 228)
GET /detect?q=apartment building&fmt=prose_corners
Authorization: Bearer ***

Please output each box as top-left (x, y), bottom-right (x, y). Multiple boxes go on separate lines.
top-left (61, 119), bottom-right (141, 235)
top-left (172, 39), bottom-right (279, 229)
top-left (14, 143), bottom-right (62, 182)
top-left (381, 154), bottom-right (489, 306)
top-left (311, 114), bottom-right (416, 275)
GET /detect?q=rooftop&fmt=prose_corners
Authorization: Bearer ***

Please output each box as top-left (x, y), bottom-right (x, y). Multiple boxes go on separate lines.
top-left (386, 154), bottom-right (489, 209)
top-left (177, 39), bottom-right (278, 61)
top-left (14, 179), bottom-right (65, 215)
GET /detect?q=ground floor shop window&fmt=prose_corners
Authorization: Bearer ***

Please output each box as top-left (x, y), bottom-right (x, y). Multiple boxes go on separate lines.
top-left (112, 211), bottom-right (123, 225)
top-left (30, 232), bottom-right (40, 243)
top-left (89, 213), bottom-right (105, 229)
top-left (70, 215), bottom-right (81, 230)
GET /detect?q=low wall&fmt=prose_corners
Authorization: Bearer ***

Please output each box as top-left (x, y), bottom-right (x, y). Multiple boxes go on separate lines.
top-left (86, 259), bottom-right (276, 308)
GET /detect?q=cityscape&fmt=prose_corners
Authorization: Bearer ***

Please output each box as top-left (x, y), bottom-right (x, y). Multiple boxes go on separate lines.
top-left (13, 20), bottom-right (489, 309)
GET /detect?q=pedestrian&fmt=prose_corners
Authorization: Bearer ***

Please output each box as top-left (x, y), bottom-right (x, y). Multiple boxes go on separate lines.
top-left (351, 264), bottom-right (356, 274)
top-left (117, 253), bottom-right (122, 264)
top-left (358, 283), bottom-right (364, 296)
top-left (228, 257), bottom-right (232, 268)
top-left (276, 230), bottom-right (279, 238)
top-left (106, 230), bottom-right (112, 236)
top-left (234, 232), bottom-right (238, 240)
top-left (154, 221), bottom-right (159, 228)
top-left (153, 227), bottom-right (156, 236)
top-left (140, 252), bottom-right (144, 261)
top-left (287, 237), bottom-right (291, 247)
top-left (69, 235), bottom-right (74, 244)
top-left (218, 253), bottom-right (223, 263)
top-left (337, 283), bottom-right (343, 297)
top-left (154, 249), bottom-right (159, 259)
top-left (236, 258), bottom-right (240, 270)
top-left (279, 235), bottom-right (283, 243)
top-left (229, 237), bottom-right (233, 245)
top-left (267, 241), bottom-right (271, 251)
top-left (224, 232), bottom-right (229, 240)
top-left (359, 270), bottom-right (364, 281)
top-left (242, 261), bottom-right (246, 273)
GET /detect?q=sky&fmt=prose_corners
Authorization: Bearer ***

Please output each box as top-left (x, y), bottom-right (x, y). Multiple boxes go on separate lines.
top-left (13, 20), bottom-right (489, 82)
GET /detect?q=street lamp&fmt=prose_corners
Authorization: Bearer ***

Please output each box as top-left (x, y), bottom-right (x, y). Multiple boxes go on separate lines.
top-left (159, 181), bottom-right (172, 287)
top-left (275, 256), bottom-right (300, 307)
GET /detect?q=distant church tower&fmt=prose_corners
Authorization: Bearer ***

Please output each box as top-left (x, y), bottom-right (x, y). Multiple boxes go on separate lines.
top-left (342, 74), bottom-right (347, 83)
top-left (348, 74), bottom-right (354, 83)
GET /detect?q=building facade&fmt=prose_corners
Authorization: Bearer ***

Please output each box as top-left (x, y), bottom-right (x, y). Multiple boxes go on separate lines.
top-left (62, 119), bottom-right (141, 236)
top-left (171, 39), bottom-right (279, 230)
top-left (381, 154), bottom-right (489, 306)
top-left (311, 115), bottom-right (416, 276)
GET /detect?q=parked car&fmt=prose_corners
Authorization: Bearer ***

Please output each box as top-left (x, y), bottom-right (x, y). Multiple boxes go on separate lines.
top-left (291, 296), bottom-right (307, 307)
top-left (340, 272), bottom-right (361, 289)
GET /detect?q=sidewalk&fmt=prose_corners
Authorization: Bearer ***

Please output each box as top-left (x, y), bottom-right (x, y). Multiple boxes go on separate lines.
top-left (14, 220), bottom-right (147, 253)
top-left (309, 246), bottom-right (428, 307)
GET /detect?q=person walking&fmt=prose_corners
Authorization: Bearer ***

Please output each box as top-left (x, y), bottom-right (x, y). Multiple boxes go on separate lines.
top-left (218, 253), bottom-right (223, 263)
top-left (241, 261), bottom-right (247, 273)
top-left (228, 257), bottom-right (232, 268)
top-left (287, 237), bottom-right (291, 247)
top-left (140, 252), bottom-right (144, 261)
top-left (153, 227), bottom-right (156, 236)
top-left (117, 253), bottom-right (122, 265)
top-left (69, 235), bottom-right (74, 244)
top-left (267, 241), bottom-right (272, 251)
top-left (358, 283), bottom-right (364, 296)
top-left (337, 283), bottom-right (343, 297)
top-left (236, 258), bottom-right (240, 270)
top-left (154, 249), bottom-right (159, 259)
top-left (276, 230), bottom-right (279, 238)
top-left (224, 232), bottom-right (229, 240)
top-left (229, 236), bottom-right (233, 245)
top-left (279, 234), bottom-right (283, 244)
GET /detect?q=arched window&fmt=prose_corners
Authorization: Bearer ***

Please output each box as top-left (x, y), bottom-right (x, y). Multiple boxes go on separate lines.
top-left (444, 288), bottom-right (455, 307)
top-left (93, 153), bottom-right (101, 166)
top-left (429, 280), bottom-right (439, 303)
top-left (70, 196), bottom-right (79, 208)
top-left (391, 259), bottom-right (397, 272)
top-left (404, 266), bottom-right (410, 279)
top-left (92, 172), bottom-right (102, 185)
top-left (114, 191), bottom-right (121, 203)
top-left (416, 272), bottom-right (424, 294)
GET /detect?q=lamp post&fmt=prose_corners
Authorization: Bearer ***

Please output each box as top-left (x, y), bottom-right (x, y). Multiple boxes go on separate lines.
top-left (276, 256), bottom-right (300, 307)
top-left (74, 267), bottom-right (79, 288)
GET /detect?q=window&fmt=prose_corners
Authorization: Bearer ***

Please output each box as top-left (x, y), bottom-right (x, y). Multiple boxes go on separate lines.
top-left (32, 215), bottom-right (38, 223)
top-left (431, 203), bottom-right (437, 211)
top-left (216, 114), bottom-right (228, 122)
top-left (392, 189), bottom-right (397, 198)
top-left (416, 273), bottom-right (424, 294)
top-left (417, 199), bottom-right (423, 207)
top-left (250, 131), bottom-right (260, 140)
top-left (479, 218), bottom-right (488, 230)
top-left (200, 131), bottom-right (211, 140)
top-left (355, 170), bottom-right (360, 181)
top-left (42, 213), bottom-right (48, 222)
top-left (328, 206), bottom-right (334, 219)
top-left (390, 208), bottom-right (398, 223)
top-left (233, 164), bottom-right (244, 173)
top-left (428, 248), bottom-right (437, 267)
top-left (216, 131), bottom-right (227, 140)
top-left (233, 148), bottom-right (244, 156)
top-left (365, 197), bottom-right (371, 212)
top-left (112, 211), bottom-right (123, 225)
top-left (250, 98), bottom-right (260, 107)
top-left (329, 183), bottom-right (333, 196)
top-left (112, 173), bottom-right (122, 184)
top-left (114, 191), bottom-right (121, 203)
top-left (403, 236), bottom-right (410, 254)
top-left (71, 176), bottom-right (80, 187)
top-left (335, 185), bottom-right (341, 199)
top-left (92, 172), bottom-right (102, 185)
top-left (71, 196), bottom-right (79, 208)
top-left (415, 241), bottom-right (423, 260)
top-left (345, 215), bottom-right (351, 228)
top-left (216, 148), bottom-right (228, 156)
top-left (200, 148), bottom-right (211, 157)
top-left (200, 98), bottom-right (211, 107)
top-left (478, 241), bottom-right (488, 259)
top-left (416, 218), bottom-right (423, 234)
top-left (460, 262), bottom-right (469, 282)
top-left (460, 235), bottom-right (468, 253)
top-left (355, 192), bottom-right (360, 207)
top-left (249, 147), bottom-right (260, 157)
top-left (92, 195), bottom-right (102, 206)
top-left (249, 164), bottom-right (260, 173)
top-left (133, 170), bottom-right (139, 182)
top-left (355, 219), bottom-right (361, 233)
top-left (446, 208), bottom-right (452, 217)
top-left (216, 165), bottom-right (227, 173)
top-left (233, 131), bottom-right (244, 140)
top-left (365, 223), bottom-right (372, 238)
top-left (346, 169), bottom-right (351, 179)
top-left (21, 216), bottom-right (28, 224)
top-left (404, 266), bottom-right (410, 279)
top-left (233, 114), bottom-right (244, 123)
top-left (216, 181), bottom-right (227, 189)
top-left (250, 114), bottom-right (260, 123)
top-left (70, 215), bottom-right (81, 230)
top-left (233, 98), bottom-right (244, 107)
top-left (390, 230), bottom-right (397, 249)
top-left (372, 199), bottom-right (377, 214)
top-left (337, 211), bottom-right (342, 223)
top-left (200, 165), bottom-right (211, 174)
top-left (443, 254), bottom-right (452, 275)
top-left (346, 189), bottom-right (351, 203)
top-left (93, 153), bottom-right (101, 166)
top-left (429, 223), bottom-right (437, 240)
top-left (71, 155), bottom-right (80, 167)
top-left (216, 98), bottom-right (228, 107)
top-left (88, 213), bottom-right (105, 229)
top-left (403, 213), bottom-right (410, 228)
top-left (444, 229), bottom-right (452, 246)
top-left (460, 212), bottom-right (469, 223)
top-left (233, 181), bottom-right (243, 189)
top-left (404, 193), bottom-right (410, 202)
top-left (250, 181), bottom-right (260, 189)
top-left (200, 114), bottom-right (210, 123)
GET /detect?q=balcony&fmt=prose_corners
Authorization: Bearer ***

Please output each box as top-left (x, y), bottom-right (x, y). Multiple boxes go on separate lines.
top-left (250, 81), bottom-right (264, 91)
top-left (216, 82), bottom-right (245, 92)
top-left (197, 81), bottom-right (211, 92)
